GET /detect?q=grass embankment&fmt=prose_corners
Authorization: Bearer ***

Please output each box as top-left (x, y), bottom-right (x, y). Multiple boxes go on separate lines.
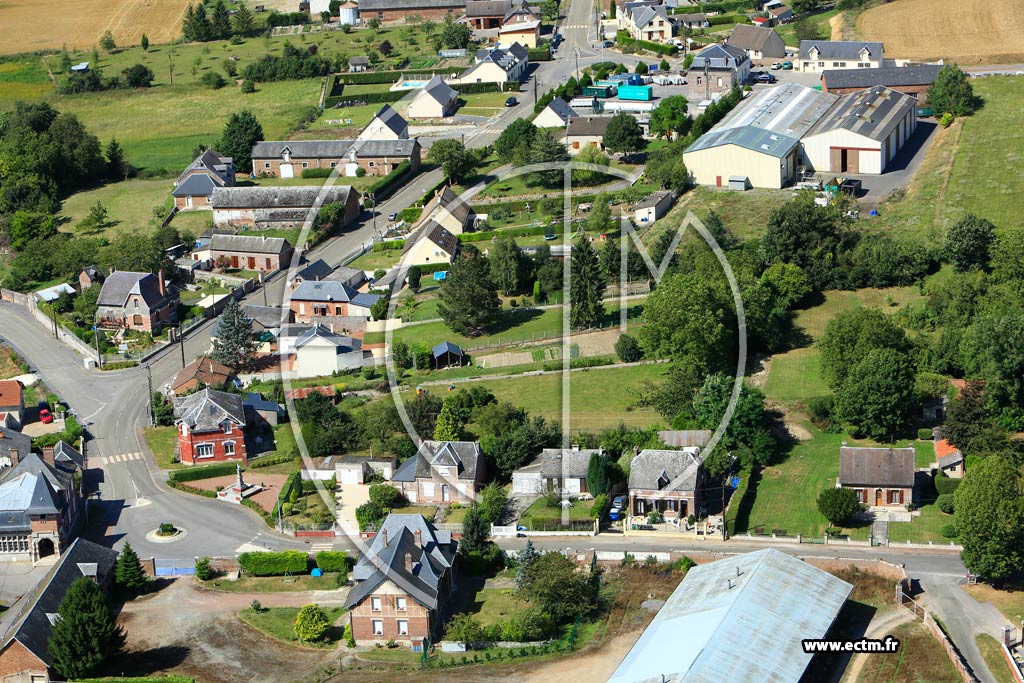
top-left (199, 574), bottom-right (342, 593)
top-left (975, 634), bottom-right (1018, 683)
top-left (239, 606), bottom-right (346, 647)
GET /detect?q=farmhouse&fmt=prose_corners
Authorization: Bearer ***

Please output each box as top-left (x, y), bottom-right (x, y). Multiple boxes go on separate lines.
top-left (676, 12), bottom-right (708, 29)
top-left (407, 75), bottom-right (460, 119)
top-left (623, 3), bottom-right (674, 42)
top-left (172, 149), bottom-right (235, 210)
top-left (357, 0), bottom-right (465, 22)
top-left (211, 185), bottom-right (361, 231)
top-left (290, 259), bottom-right (367, 290)
top-left (390, 440), bottom-right (487, 505)
top-left (173, 388), bottom-right (248, 465)
top-left (565, 116), bottom-right (613, 154)
top-left (688, 43), bottom-right (751, 93)
top-left (0, 538), bottom-right (118, 683)
top-left (0, 381), bottom-right (24, 431)
top-left (344, 513), bottom-right (456, 648)
top-left (170, 356), bottom-right (234, 396)
top-left (294, 325), bottom-right (364, 377)
top-left (820, 64), bottom-right (942, 102)
top-left (627, 448), bottom-right (704, 521)
top-left (465, 0), bottom-right (511, 29)
top-left (358, 104), bottom-right (410, 140)
top-left (934, 438), bottom-right (964, 478)
top-left (511, 446), bottom-right (602, 496)
top-left (503, 0), bottom-right (540, 24)
top-left (802, 85), bottom-right (918, 174)
top-left (207, 233), bottom-right (295, 273)
top-left (798, 40), bottom-right (884, 73)
top-left (633, 190), bottom-right (675, 224)
top-left (497, 20), bottom-right (541, 48)
top-left (95, 270), bottom-right (178, 333)
top-left (727, 24), bottom-right (786, 60)
top-left (837, 444), bottom-right (915, 508)
top-left (534, 96), bottom-right (579, 128)
top-left (250, 139), bottom-right (421, 178)
top-left (0, 437), bottom-right (84, 563)
top-left (290, 280), bottom-right (381, 321)
top-left (766, 5), bottom-right (793, 24)
top-left (457, 43), bottom-right (529, 84)
top-left (607, 549), bottom-right (853, 683)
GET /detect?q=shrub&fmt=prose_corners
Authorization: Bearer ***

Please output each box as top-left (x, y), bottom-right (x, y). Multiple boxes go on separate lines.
top-left (934, 473), bottom-right (961, 495)
top-left (614, 333), bottom-right (642, 363)
top-left (250, 599), bottom-right (262, 612)
top-left (590, 493), bottom-right (607, 518)
top-left (939, 112), bottom-right (954, 128)
top-left (250, 452), bottom-right (298, 469)
top-left (200, 71), bottom-right (227, 89)
top-left (169, 462), bottom-right (241, 482)
top-left (937, 493), bottom-right (955, 514)
top-left (817, 487), bottom-right (861, 525)
top-left (445, 613), bottom-right (486, 642)
top-left (238, 550), bottom-right (309, 576)
top-left (344, 624), bottom-right (356, 647)
top-left (356, 501), bottom-right (385, 531)
top-left (241, 79), bottom-right (255, 93)
top-left (159, 522), bottom-right (176, 535)
top-left (917, 428), bottom-right (934, 440)
top-left (195, 556), bottom-right (213, 580)
top-left (369, 482), bottom-right (403, 508)
top-left (315, 550), bottom-right (349, 575)
top-left (301, 167), bottom-right (334, 178)
top-left (675, 556), bottom-right (696, 572)
top-left (941, 523), bottom-right (958, 538)
top-left (294, 603), bottom-right (330, 642)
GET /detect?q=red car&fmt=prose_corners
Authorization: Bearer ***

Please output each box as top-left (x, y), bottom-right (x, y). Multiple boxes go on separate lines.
top-left (39, 408), bottom-right (53, 424)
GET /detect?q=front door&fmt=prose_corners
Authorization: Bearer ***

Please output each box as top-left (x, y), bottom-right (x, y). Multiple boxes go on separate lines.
top-left (716, 175), bottom-right (722, 187)
top-left (280, 163), bottom-right (294, 178)
top-left (847, 149), bottom-right (859, 174)
top-left (247, 257), bottom-right (256, 269)
top-left (441, 484), bottom-right (450, 502)
top-left (231, 255), bottom-right (239, 268)
top-left (875, 488), bottom-right (883, 506)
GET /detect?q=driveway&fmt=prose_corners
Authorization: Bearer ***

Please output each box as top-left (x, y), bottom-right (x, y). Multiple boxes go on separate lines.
top-left (335, 482), bottom-right (370, 539)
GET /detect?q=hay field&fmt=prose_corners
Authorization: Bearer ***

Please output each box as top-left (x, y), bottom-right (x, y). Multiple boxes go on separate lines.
top-left (0, 0), bottom-right (190, 54)
top-left (857, 0), bottom-right (1024, 63)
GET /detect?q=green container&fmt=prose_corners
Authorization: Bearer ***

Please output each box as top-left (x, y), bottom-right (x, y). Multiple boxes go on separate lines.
top-left (582, 85), bottom-right (615, 98)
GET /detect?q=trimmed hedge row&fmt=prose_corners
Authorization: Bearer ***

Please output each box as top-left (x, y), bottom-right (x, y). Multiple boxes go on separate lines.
top-left (372, 239), bottom-right (406, 251)
top-left (615, 31), bottom-right (679, 55)
top-left (457, 80), bottom-right (519, 95)
top-left (708, 13), bottom-right (750, 25)
top-left (934, 474), bottom-right (961, 495)
top-left (238, 550), bottom-right (309, 576)
top-left (401, 206), bottom-right (424, 223)
top-left (315, 550), bottom-right (350, 574)
top-left (243, 498), bottom-right (274, 527)
top-left (528, 47), bottom-right (552, 62)
top-left (167, 481), bottom-right (217, 498)
top-left (169, 462), bottom-right (241, 483)
top-left (301, 167), bottom-right (334, 178)
top-left (329, 90), bottom-right (407, 106)
top-left (672, 0), bottom-right (752, 13)
top-left (279, 471), bottom-right (302, 508)
top-left (249, 452), bottom-right (297, 469)
top-left (366, 160), bottom-right (412, 198)
top-left (458, 223), bottom-right (567, 243)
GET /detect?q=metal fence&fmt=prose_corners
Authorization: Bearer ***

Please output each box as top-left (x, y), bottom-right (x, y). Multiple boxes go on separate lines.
top-left (154, 558), bottom-right (196, 576)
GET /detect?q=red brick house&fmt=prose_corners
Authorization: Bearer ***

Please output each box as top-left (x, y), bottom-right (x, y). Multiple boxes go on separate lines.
top-left (0, 433), bottom-right (85, 562)
top-left (357, 0), bottom-right (465, 22)
top-left (0, 538), bottom-right (117, 683)
top-left (627, 448), bottom-right (704, 521)
top-left (205, 234), bottom-right (295, 273)
top-left (390, 441), bottom-right (487, 505)
top-left (344, 513), bottom-right (456, 649)
top-left (838, 445), bottom-right (915, 508)
top-left (250, 139), bottom-right (421, 178)
top-left (173, 388), bottom-right (248, 465)
top-left (95, 270), bottom-right (179, 333)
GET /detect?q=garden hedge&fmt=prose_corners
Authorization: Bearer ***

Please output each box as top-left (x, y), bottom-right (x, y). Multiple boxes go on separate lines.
top-left (934, 474), bottom-right (961, 495)
top-left (328, 90), bottom-right (407, 106)
top-left (528, 47), bottom-right (552, 62)
top-left (366, 160), bottom-right (412, 198)
top-left (249, 452), bottom-right (297, 469)
top-left (301, 167), bottom-right (334, 178)
top-left (456, 81), bottom-right (519, 95)
top-left (315, 550), bottom-right (350, 574)
top-left (169, 462), bottom-right (241, 482)
top-left (330, 68), bottom-right (442, 88)
top-left (707, 13), bottom-right (750, 25)
top-left (401, 207), bottom-right (423, 223)
top-left (167, 481), bottom-right (217, 498)
top-left (238, 550), bottom-right (309, 576)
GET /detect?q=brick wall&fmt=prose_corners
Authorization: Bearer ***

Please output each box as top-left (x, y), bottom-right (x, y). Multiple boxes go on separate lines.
top-left (0, 639), bottom-right (47, 681)
top-left (350, 594), bottom-right (433, 641)
top-left (178, 426), bottom-right (248, 465)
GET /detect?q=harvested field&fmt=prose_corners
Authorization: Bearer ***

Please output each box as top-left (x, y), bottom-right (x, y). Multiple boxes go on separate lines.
top-left (0, 0), bottom-right (191, 55)
top-left (857, 0), bottom-right (1024, 63)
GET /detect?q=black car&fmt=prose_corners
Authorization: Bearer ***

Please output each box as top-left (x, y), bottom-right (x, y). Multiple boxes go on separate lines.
top-left (505, 96), bottom-right (518, 107)
top-left (756, 73), bottom-right (777, 84)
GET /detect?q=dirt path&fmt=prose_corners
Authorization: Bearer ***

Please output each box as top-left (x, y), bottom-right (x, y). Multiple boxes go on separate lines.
top-left (829, 12), bottom-right (845, 41)
top-left (513, 630), bottom-right (641, 683)
top-left (839, 607), bottom-right (914, 683)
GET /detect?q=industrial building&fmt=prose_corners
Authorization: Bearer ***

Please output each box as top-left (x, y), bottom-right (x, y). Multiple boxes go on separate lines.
top-left (683, 82), bottom-right (917, 187)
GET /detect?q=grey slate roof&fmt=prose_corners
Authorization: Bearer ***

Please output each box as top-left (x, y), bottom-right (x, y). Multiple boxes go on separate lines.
top-left (937, 451), bottom-right (963, 468)
top-left (96, 271), bottom-right (168, 308)
top-left (250, 139), bottom-right (419, 160)
top-left (466, 0), bottom-right (511, 16)
top-left (634, 190), bottom-right (674, 210)
top-left (806, 85), bottom-right (917, 142)
top-left (727, 24), bottom-right (782, 52)
top-left (431, 340), bottom-right (464, 358)
top-left (244, 392), bottom-right (281, 414)
top-left (0, 538), bottom-right (118, 668)
top-left (567, 116), bottom-right (614, 137)
top-left (658, 430), bottom-right (712, 449)
top-left (628, 449), bottom-right (701, 491)
top-left (690, 43), bottom-right (749, 70)
top-left (0, 426), bottom-right (31, 462)
top-left (293, 259), bottom-right (335, 282)
top-left (53, 441), bottom-right (85, 469)
top-left (292, 280), bottom-right (381, 309)
top-left (536, 447), bottom-right (600, 478)
top-left (632, 4), bottom-right (671, 30)
top-left (211, 185), bottom-right (354, 210)
top-left (822, 64), bottom-right (942, 90)
top-left (176, 149), bottom-right (232, 185)
top-left (367, 104), bottom-right (409, 138)
top-left (294, 325), bottom-right (363, 352)
top-left (799, 40), bottom-right (884, 61)
top-left (209, 233), bottom-right (291, 255)
top-left (838, 445), bottom-right (915, 487)
top-left (0, 454), bottom-right (68, 520)
top-left (392, 440), bottom-right (483, 482)
top-left (676, 12), bottom-right (706, 22)
top-left (172, 173), bottom-right (220, 198)
top-left (418, 74), bottom-right (459, 106)
top-left (241, 304), bottom-right (287, 329)
top-left (504, 0), bottom-right (540, 22)
top-left (344, 513), bottom-right (455, 610)
top-left (608, 549), bottom-right (853, 683)
top-left (173, 388), bottom-right (246, 432)
top-left (543, 97), bottom-right (579, 124)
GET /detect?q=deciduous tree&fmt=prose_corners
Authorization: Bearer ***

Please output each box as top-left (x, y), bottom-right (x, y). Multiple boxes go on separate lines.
top-left (649, 95), bottom-right (690, 139)
top-left (928, 64), bottom-right (976, 117)
top-left (945, 213), bottom-right (995, 272)
top-left (602, 112), bottom-right (645, 158)
top-left (495, 118), bottom-right (537, 165)
top-left (954, 455), bottom-right (1024, 581)
top-left (489, 232), bottom-right (520, 295)
top-left (817, 487), bottom-right (861, 526)
top-left (834, 348), bottom-right (918, 440)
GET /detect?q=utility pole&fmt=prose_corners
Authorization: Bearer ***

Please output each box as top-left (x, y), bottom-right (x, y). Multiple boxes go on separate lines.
top-left (145, 364), bottom-right (155, 427)
top-left (575, 47), bottom-right (581, 81)
top-left (533, 76), bottom-right (538, 104)
top-left (168, 51), bottom-right (173, 85)
top-left (49, 306), bottom-right (58, 339)
top-left (177, 325), bottom-right (186, 368)
top-left (704, 58), bottom-right (710, 102)
top-left (92, 324), bottom-right (103, 370)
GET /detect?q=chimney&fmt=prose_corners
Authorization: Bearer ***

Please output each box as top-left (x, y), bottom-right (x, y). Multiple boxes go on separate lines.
top-left (7, 449), bottom-right (19, 467)
top-left (42, 446), bottom-right (55, 468)
top-left (158, 269), bottom-right (167, 296)
top-left (415, 529), bottom-right (422, 546)
top-left (380, 528), bottom-right (388, 545)
top-left (404, 552), bottom-right (413, 573)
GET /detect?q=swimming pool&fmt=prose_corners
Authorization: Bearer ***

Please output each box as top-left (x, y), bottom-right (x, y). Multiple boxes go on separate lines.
top-left (390, 79), bottom-right (430, 91)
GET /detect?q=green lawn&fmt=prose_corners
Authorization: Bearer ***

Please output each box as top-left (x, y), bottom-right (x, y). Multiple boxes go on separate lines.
top-left (464, 587), bottom-right (524, 627)
top-left (775, 10), bottom-right (840, 46)
top-left (886, 503), bottom-right (956, 544)
top-left (519, 497), bottom-right (595, 530)
top-left (976, 635), bottom-right (1018, 683)
top-left (431, 363), bottom-right (665, 430)
top-left (763, 347), bottom-right (829, 402)
top-left (143, 425), bottom-right (184, 470)
top-left (459, 91), bottom-right (517, 116)
top-left (239, 606), bottom-right (346, 646)
top-left (0, 59), bottom-right (53, 111)
top-left (349, 248), bottom-right (402, 272)
top-left (871, 76), bottom-right (1024, 244)
top-left (59, 179), bottom-right (173, 237)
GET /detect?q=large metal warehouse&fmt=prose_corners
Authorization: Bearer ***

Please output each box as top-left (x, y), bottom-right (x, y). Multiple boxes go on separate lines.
top-left (683, 126), bottom-right (800, 189)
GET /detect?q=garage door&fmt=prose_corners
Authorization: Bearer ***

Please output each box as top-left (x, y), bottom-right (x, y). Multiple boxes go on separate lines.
top-left (339, 468), bottom-right (359, 485)
top-left (280, 163), bottom-right (294, 178)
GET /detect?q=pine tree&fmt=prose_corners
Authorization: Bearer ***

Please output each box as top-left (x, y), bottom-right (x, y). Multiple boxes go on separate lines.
top-left (527, 130), bottom-right (569, 187)
top-left (232, 4), bottom-right (256, 35)
top-left (570, 236), bottom-right (605, 328)
top-left (586, 452), bottom-right (609, 496)
top-left (211, 0), bottom-right (232, 40)
top-left (141, 33), bottom-right (149, 51)
top-left (48, 577), bottom-right (126, 680)
top-left (114, 542), bottom-right (148, 594)
top-left (59, 46), bottom-right (72, 73)
top-left (105, 138), bottom-right (128, 179)
top-left (433, 401), bottom-right (462, 441)
top-left (516, 539), bottom-right (539, 588)
top-left (460, 504), bottom-right (490, 553)
top-left (217, 109), bottom-right (264, 171)
top-left (437, 245), bottom-right (500, 337)
top-left (182, 4), bottom-right (197, 40)
top-left (211, 298), bottom-right (256, 369)
top-left (489, 232), bottom-right (520, 295)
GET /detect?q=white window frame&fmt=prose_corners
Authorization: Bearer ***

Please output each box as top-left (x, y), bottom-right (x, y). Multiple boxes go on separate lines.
top-left (396, 597), bottom-right (407, 611)
top-left (372, 619), bottom-right (384, 635)
top-left (196, 443), bottom-right (214, 458)
top-left (224, 441), bottom-right (235, 456)
top-left (370, 596), bottom-right (382, 612)
top-left (224, 422), bottom-right (232, 434)
top-left (397, 619), bottom-right (409, 635)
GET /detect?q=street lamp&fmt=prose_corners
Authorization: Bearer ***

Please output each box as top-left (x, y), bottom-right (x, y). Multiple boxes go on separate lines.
top-left (574, 47), bottom-right (581, 81)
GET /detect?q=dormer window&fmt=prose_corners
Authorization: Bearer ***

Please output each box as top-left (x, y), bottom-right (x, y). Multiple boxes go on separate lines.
top-left (224, 422), bottom-right (232, 434)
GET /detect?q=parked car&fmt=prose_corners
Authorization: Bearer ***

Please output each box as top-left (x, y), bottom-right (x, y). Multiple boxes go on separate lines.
top-left (387, 212), bottom-right (398, 222)
top-left (770, 62), bottom-right (782, 70)
top-left (39, 408), bottom-right (53, 424)
top-left (781, 61), bottom-right (793, 70)
top-left (505, 96), bottom-right (518, 107)
top-left (756, 73), bottom-right (777, 83)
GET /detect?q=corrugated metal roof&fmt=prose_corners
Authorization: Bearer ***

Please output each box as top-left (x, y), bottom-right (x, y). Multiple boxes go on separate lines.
top-left (714, 83), bottom-right (839, 138)
top-left (685, 125), bottom-right (799, 159)
top-left (608, 548), bottom-right (853, 683)
top-left (806, 85), bottom-right (917, 142)
top-left (822, 64), bottom-right (941, 90)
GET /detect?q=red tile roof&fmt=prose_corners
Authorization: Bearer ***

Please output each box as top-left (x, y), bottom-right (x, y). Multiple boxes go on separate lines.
top-left (0, 380), bottom-right (24, 409)
top-left (284, 386), bottom-right (337, 401)
top-left (934, 438), bottom-right (960, 459)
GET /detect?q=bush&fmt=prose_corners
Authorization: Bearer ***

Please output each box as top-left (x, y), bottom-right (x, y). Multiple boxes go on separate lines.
top-left (238, 550), bottom-right (309, 576)
top-left (356, 501), bottom-right (385, 531)
top-left (315, 551), bottom-right (349, 575)
top-left (366, 160), bottom-right (412, 198)
top-left (195, 557), bottom-right (213, 580)
top-left (301, 167), bottom-right (334, 178)
top-left (917, 428), bottom-right (934, 440)
top-left (937, 493), bottom-right (955, 514)
top-left (939, 112), bottom-right (954, 128)
top-left (200, 71), bottom-right (227, 89)
top-left (240, 79), bottom-right (255, 93)
top-left (676, 556), bottom-right (696, 572)
top-left (614, 333), bottom-right (642, 363)
top-left (294, 603), bottom-right (330, 642)
top-left (934, 473), bottom-right (961, 495)
top-left (369, 482), bottom-right (403, 508)
top-left (250, 452), bottom-right (298, 468)
top-left (169, 462), bottom-right (241, 482)
top-left (941, 523), bottom-right (958, 538)
top-left (590, 493), bottom-right (607, 519)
